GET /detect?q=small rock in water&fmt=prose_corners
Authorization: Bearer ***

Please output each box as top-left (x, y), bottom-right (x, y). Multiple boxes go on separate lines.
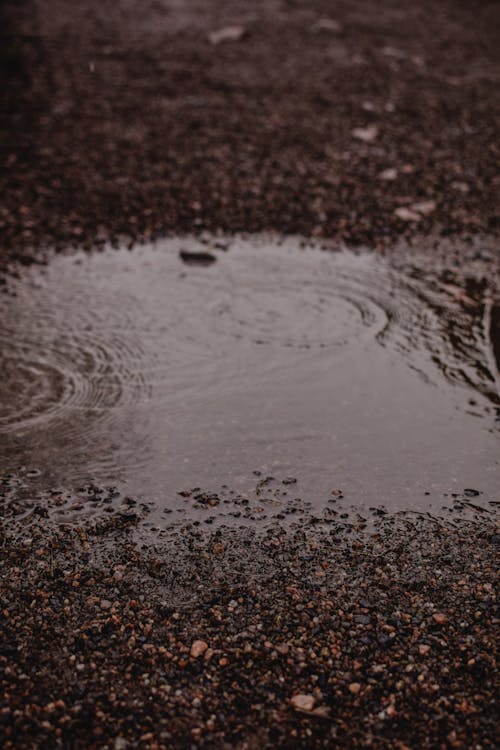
top-left (179, 250), bottom-right (217, 267)
top-left (464, 488), bottom-right (481, 498)
top-left (290, 693), bottom-right (315, 712)
top-left (208, 26), bottom-right (246, 45)
top-left (352, 125), bottom-right (379, 142)
top-left (190, 640), bottom-right (209, 658)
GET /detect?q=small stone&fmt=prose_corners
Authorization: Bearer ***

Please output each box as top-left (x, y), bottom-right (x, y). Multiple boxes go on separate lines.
top-left (190, 640), bottom-right (209, 658)
top-left (352, 125), bottom-right (379, 142)
top-left (208, 26), bottom-right (246, 45)
top-left (433, 612), bottom-right (448, 625)
top-left (379, 168), bottom-right (398, 181)
top-left (290, 693), bottom-right (315, 712)
top-left (464, 488), bottom-right (480, 497)
top-left (348, 682), bottom-right (361, 694)
top-left (354, 614), bottom-right (370, 625)
top-left (100, 599), bottom-right (112, 609)
top-left (394, 207), bottom-right (421, 222)
top-left (419, 644), bottom-right (431, 655)
top-left (312, 705), bottom-right (331, 717)
top-left (179, 250), bottom-right (216, 266)
top-left (410, 199), bottom-right (436, 215)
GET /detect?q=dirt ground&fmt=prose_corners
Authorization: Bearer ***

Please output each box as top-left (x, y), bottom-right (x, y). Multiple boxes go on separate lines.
top-left (1, 0), bottom-right (499, 269)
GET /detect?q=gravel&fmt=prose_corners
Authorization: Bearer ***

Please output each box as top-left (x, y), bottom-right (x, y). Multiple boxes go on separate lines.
top-left (0, 514), bottom-right (497, 748)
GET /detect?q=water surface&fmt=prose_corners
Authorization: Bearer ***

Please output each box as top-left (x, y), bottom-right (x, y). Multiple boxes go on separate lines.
top-left (0, 236), bottom-right (498, 526)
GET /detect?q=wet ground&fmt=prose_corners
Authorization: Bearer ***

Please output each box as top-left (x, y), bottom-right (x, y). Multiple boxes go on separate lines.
top-left (0, 236), bottom-right (498, 532)
top-left (0, 515), bottom-right (498, 750)
top-left (1, 1), bottom-right (499, 748)
top-left (1, 0), bottom-right (499, 267)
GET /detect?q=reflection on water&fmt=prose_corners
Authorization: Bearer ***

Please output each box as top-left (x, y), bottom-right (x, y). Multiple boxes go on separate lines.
top-left (0, 235), bottom-right (498, 523)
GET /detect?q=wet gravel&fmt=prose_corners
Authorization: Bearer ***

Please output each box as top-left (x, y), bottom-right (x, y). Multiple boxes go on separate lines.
top-left (0, 511), bottom-right (498, 749)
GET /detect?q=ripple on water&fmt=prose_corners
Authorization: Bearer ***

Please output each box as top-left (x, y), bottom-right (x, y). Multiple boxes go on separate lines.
top-left (0, 235), bottom-right (498, 520)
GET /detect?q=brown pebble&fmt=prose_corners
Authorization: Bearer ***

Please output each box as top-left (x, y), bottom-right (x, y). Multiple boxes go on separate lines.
top-left (290, 694), bottom-right (315, 712)
top-left (190, 640), bottom-right (208, 658)
top-left (432, 613), bottom-right (448, 625)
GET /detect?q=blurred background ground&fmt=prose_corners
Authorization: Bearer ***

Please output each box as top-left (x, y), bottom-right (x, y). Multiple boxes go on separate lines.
top-left (0, 0), bottom-right (499, 268)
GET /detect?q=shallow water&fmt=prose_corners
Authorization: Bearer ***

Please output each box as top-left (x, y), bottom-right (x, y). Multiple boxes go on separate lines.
top-left (0, 236), bottom-right (498, 526)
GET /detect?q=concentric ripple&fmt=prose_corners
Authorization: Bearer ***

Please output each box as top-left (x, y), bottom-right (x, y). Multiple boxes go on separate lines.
top-left (0, 327), bottom-right (146, 432)
top-left (0, 356), bottom-right (66, 427)
top-left (0, 235), bottom-right (498, 519)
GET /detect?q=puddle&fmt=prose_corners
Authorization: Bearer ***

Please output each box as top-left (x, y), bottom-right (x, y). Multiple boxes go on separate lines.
top-left (0, 235), bottom-right (498, 527)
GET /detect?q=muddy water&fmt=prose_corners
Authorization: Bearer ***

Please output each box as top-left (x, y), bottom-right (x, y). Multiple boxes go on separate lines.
top-left (0, 236), bottom-right (498, 526)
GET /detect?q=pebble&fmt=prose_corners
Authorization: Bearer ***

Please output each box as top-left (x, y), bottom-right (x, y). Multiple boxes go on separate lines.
top-left (410, 200), bottom-right (436, 215)
top-left (352, 125), bottom-right (379, 142)
top-left (432, 612), bottom-right (448, 625)
top-left (290, 694), bottom-right (315, 712)
top-left (379, 168), bottom-right (398, 181)
top-left (190, 640), bottom-right (209, 658)
top-left (394, 207), bottom-right (421, 222)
